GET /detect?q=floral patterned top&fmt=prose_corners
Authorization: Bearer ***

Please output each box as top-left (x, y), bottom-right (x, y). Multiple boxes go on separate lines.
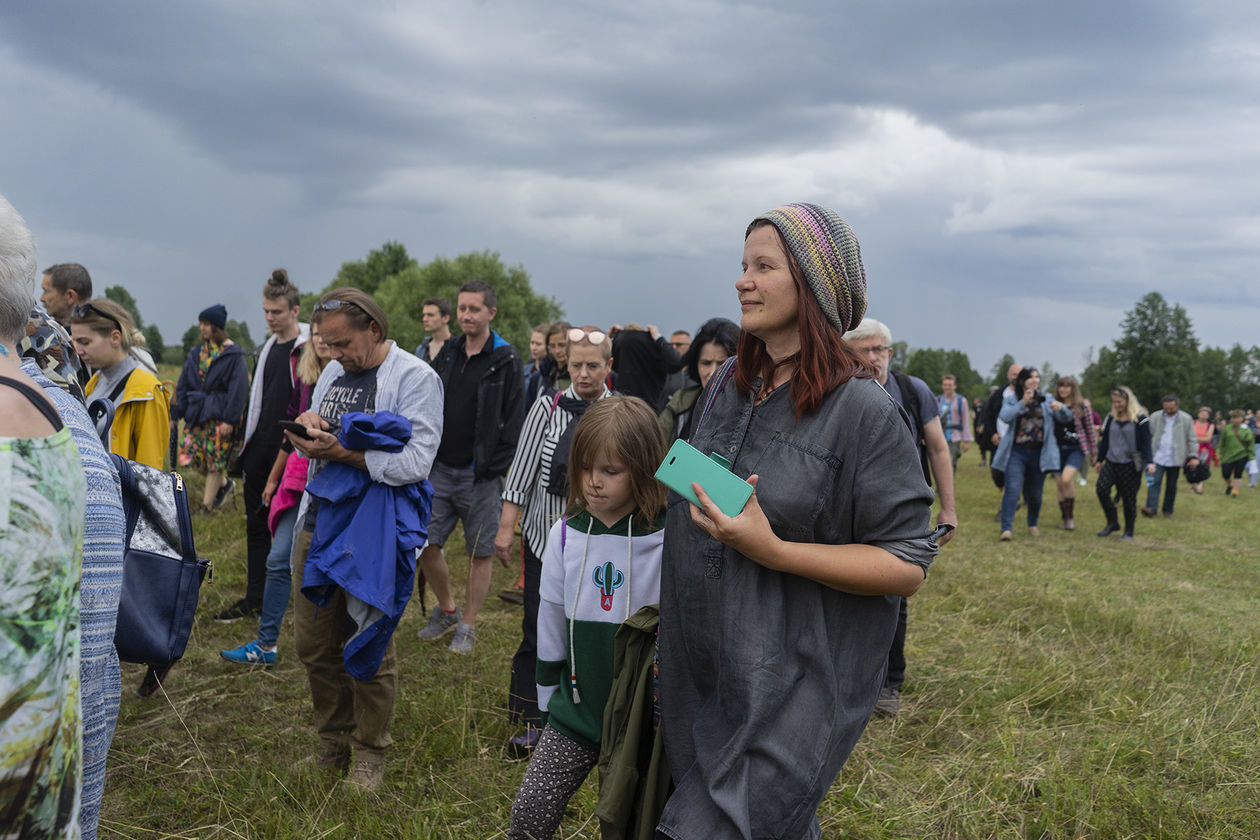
top-left (0, 427), bottom-right (87, 839)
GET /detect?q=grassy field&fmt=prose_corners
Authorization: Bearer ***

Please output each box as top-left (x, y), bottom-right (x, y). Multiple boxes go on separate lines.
top-left (100, 459), bottom-right (1260, 839)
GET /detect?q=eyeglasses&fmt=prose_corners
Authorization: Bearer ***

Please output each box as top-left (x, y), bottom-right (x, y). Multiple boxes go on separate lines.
top-left (567, 327), bottom-right (607, 345)
top-left (313, 298), bottom-right (363, 314)
top-left (72, 303), bottom-right (123, 333)
top-left (859, 344), bottom-right (890, 355)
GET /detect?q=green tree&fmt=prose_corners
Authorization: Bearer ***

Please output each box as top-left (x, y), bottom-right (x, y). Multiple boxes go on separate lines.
top-left (226, 319), bottom-right (255, 354)
top-left (1080, 345), bottom-right (1119, 407)
top-left (141, 324), bottom-right (164, 362)
top-left (906, 348), bottom-right (982, 397)
top-left (375, 250), bottom-right (563, 353)
top-left (328, 241), bottom-right (418, 297)
top-left (990, 353), bottom-right (1016, 387)
top-left (1109, 292), bottom-right (1199, 411)
top-left (905, 347), bottom-right (945, 386)
top-left (104, 285), bottom-right (144, 328)
top-left (180, 325), bottom-right (200, 358)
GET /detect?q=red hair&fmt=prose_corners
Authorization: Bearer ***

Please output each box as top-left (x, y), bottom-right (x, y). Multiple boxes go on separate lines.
top-left (734, 221), bottom-right (869, 420)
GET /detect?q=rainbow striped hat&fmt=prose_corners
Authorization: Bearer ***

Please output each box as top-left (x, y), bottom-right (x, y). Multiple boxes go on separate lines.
top-left (750, 203), bottom-right (867, 334)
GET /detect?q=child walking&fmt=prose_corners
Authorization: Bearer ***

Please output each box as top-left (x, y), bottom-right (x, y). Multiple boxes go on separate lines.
top-left (508, 396), bottom-right (667, 840)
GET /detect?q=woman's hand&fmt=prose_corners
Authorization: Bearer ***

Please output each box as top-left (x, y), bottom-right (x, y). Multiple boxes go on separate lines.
top-left (688, 475), bottom-right (780, 567)
top-left (216, 421), bottom-right (233, 438)
top-left (1049, 400), bottom-right (1064, 412)
top-left (262, 476), bottom-right (279, 506)
top-left (1022, 385), bottom-right (1036, 405)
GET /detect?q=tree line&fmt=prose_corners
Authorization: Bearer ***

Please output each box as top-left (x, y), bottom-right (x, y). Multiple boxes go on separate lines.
top-left (106, 242), bottom-right (563, 368)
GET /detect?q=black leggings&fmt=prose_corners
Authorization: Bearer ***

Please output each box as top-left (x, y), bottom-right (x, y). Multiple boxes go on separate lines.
top-left (1096, 461), bottom-right (1140, 536)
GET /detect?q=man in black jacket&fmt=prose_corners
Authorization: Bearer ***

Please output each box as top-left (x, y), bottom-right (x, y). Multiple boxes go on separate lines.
top-left (417, 280), bottom-right (525, 654)
top-left (610, 323), bottom-right (683, 412)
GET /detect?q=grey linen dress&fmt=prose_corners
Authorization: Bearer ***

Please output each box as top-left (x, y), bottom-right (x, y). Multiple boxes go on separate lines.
top-left (657, 374), bottom-right (937, 840)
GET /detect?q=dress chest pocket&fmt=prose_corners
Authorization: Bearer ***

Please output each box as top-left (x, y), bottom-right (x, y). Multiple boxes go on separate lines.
top-left (749, 432), bottom-right (841, 541)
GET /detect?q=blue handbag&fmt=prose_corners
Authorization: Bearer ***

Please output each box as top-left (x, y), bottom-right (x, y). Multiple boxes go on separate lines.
top-left (111, 454), bottom-right (212, 664)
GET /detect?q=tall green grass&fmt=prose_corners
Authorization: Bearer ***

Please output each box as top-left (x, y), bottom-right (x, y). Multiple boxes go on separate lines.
top-left (101, 461), bottom-right (1260, 839)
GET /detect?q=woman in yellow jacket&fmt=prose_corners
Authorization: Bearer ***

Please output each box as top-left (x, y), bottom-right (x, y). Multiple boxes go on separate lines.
top-left (69, 298), bottom-right (171, 469)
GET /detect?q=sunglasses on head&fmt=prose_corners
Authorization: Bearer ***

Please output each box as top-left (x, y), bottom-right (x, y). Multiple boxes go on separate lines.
top-left (567, 327), bottom-right (607, 345)
top-left (313, 298), bottom-right (363, 314)
top-left (72, 303), bottom-right (123, 333)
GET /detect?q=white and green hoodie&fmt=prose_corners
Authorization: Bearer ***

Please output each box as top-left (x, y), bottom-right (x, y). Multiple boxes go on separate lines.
top-left (536, 508), bottom-right (664, 749)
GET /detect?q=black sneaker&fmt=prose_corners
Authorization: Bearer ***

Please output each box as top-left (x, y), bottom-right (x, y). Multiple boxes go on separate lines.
top-left (874, 685), bottom-right (901, 717)
top-left (213, 478), bottom-right (237, 510)
top-left (213, 598), bottom-right (261, 623)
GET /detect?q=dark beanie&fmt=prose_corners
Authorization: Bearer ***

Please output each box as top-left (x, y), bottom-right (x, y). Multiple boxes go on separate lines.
top-left (198, 303), bottom-right (227, 331)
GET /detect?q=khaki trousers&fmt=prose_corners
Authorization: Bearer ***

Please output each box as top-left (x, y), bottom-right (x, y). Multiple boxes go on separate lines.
top-left (291, 524), bottom-right (398, 755)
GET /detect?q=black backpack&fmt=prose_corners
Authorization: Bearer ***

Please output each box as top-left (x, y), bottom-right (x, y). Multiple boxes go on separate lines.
top-left (544, 389), bottom-right (594, 498)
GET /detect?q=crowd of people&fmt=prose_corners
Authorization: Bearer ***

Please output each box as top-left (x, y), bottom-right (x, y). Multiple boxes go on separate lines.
top-left (971, 362), bottom-right (1260, 542)
top-left (3, 188), bottom-right (1255, 839)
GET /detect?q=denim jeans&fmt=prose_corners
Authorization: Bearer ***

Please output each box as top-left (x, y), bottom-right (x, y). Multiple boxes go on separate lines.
top-left (1145, 464), bottom-right (1181, 514)
top-left (256, 506), bottom-right (298, 648)
top-left (1000, 445), bottom-right (1045, 531)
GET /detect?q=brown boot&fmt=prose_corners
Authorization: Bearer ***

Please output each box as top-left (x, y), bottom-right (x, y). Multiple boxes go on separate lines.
top-left (1057, 498), bottom-right (1075, 530)
top-left (291, 740), bottom-right (351, 775)
top-left (345, 750), bottom-right (385, 792)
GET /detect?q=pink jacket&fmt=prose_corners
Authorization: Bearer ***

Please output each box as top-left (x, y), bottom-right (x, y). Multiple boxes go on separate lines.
top-left (268, 451), bottom-right (310, 535)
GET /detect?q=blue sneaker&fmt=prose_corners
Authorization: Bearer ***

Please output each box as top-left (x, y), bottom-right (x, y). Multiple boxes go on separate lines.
top-left (221, 640), bottom-right (277, 666)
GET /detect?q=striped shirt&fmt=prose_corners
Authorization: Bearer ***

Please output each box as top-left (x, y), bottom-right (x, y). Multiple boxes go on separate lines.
top-left (502, 385), bottom-right (612, 556)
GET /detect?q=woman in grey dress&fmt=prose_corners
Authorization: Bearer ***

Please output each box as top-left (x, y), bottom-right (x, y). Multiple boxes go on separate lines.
top-left (656, 203), bottom-right (939, 840)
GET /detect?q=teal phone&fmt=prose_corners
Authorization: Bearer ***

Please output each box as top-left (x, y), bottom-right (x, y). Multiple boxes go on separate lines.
top-left (654, 439), bottom-right (754, 517)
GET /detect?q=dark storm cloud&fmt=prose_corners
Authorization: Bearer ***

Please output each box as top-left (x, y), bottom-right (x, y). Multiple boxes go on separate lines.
top-left (2, 0), bottom-right (1259, 375)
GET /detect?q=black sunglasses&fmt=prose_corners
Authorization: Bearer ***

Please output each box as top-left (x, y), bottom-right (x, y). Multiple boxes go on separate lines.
top-left (72, 303), bottom-right (123, 333)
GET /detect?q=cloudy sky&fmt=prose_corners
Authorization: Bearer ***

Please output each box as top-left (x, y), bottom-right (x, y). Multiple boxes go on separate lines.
top-left (4, 0), bottom-right (1259, 378)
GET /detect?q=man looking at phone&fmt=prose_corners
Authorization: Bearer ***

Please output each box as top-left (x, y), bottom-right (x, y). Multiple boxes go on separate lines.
top-left (215, 270), bottom-right (308, 623)
top-left (844, 317), bottom-right (956, 717)
top-left (285, 287), bottom-right (442, 790)
top-left (417, 280), bottom-right (525, 655)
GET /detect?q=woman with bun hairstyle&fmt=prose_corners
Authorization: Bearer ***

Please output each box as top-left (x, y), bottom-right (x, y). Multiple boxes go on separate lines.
top-left (172, 303), bottom-right (249, 513)
top-left (658, 317), bottom-right (740, 443)
top-left (70, 297), bottom-right (171, 469)
top-left (657, 203), bottom-right (937, 839)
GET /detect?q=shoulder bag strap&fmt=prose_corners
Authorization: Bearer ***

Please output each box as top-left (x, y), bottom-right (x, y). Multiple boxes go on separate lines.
top-left (691, 357), bottom-right (737, 440)
top-left (0, 374), bottom-right (64, 431)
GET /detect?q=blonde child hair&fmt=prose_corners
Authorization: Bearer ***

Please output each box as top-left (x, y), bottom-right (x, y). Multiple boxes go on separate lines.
top-left (565, 396), bottom-right (667, 522)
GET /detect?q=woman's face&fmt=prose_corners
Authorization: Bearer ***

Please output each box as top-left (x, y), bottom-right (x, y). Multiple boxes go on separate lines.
top-left (696, 340), bottom-right (730, 389)
top-left (1056, 382), bottom-right (1071, 399)
top-left (1024, 370), bottom-right (1040, 392)
top-left (311, 325), bottom-right (332, 360)
top-left (529, 331), bottom-right (547, 362)
top-left (1198, 408), bottom-right (1210, 421)
top-left (568, 342), bottom-right (611, 401)
top-left (547, 332), bottom-right (568, 365)
top-left (199, 321), bottom-right (213, 341)
top-left (70, 324), bottom-right (123, 369)
top-left (737, 225), bottom-right (798, 347)
top-left (1111, 392), bottom-right (1128, 414)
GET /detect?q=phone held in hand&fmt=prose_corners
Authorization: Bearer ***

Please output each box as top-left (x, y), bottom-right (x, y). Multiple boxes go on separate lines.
top-left (654, 439), bottom-right (754, 518)
top-left (279, 420), bottom-right (315, 440)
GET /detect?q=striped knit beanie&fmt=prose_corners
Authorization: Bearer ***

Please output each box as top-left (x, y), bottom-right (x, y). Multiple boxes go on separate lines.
top-left (750, 203), bottom-right (867, 334)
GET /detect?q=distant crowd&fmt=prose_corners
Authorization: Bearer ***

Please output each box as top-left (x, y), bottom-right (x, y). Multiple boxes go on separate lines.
top-left (6, 191), bottom-right (1254, 840)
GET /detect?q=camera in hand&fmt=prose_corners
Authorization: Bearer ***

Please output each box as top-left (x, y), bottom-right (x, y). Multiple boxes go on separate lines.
top-left (1029, 390), bottom-right (1046, 405)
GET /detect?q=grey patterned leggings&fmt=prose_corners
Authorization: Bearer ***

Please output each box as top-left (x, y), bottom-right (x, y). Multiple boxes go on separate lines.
top-left (508, 724), bottom-right (599, 840)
